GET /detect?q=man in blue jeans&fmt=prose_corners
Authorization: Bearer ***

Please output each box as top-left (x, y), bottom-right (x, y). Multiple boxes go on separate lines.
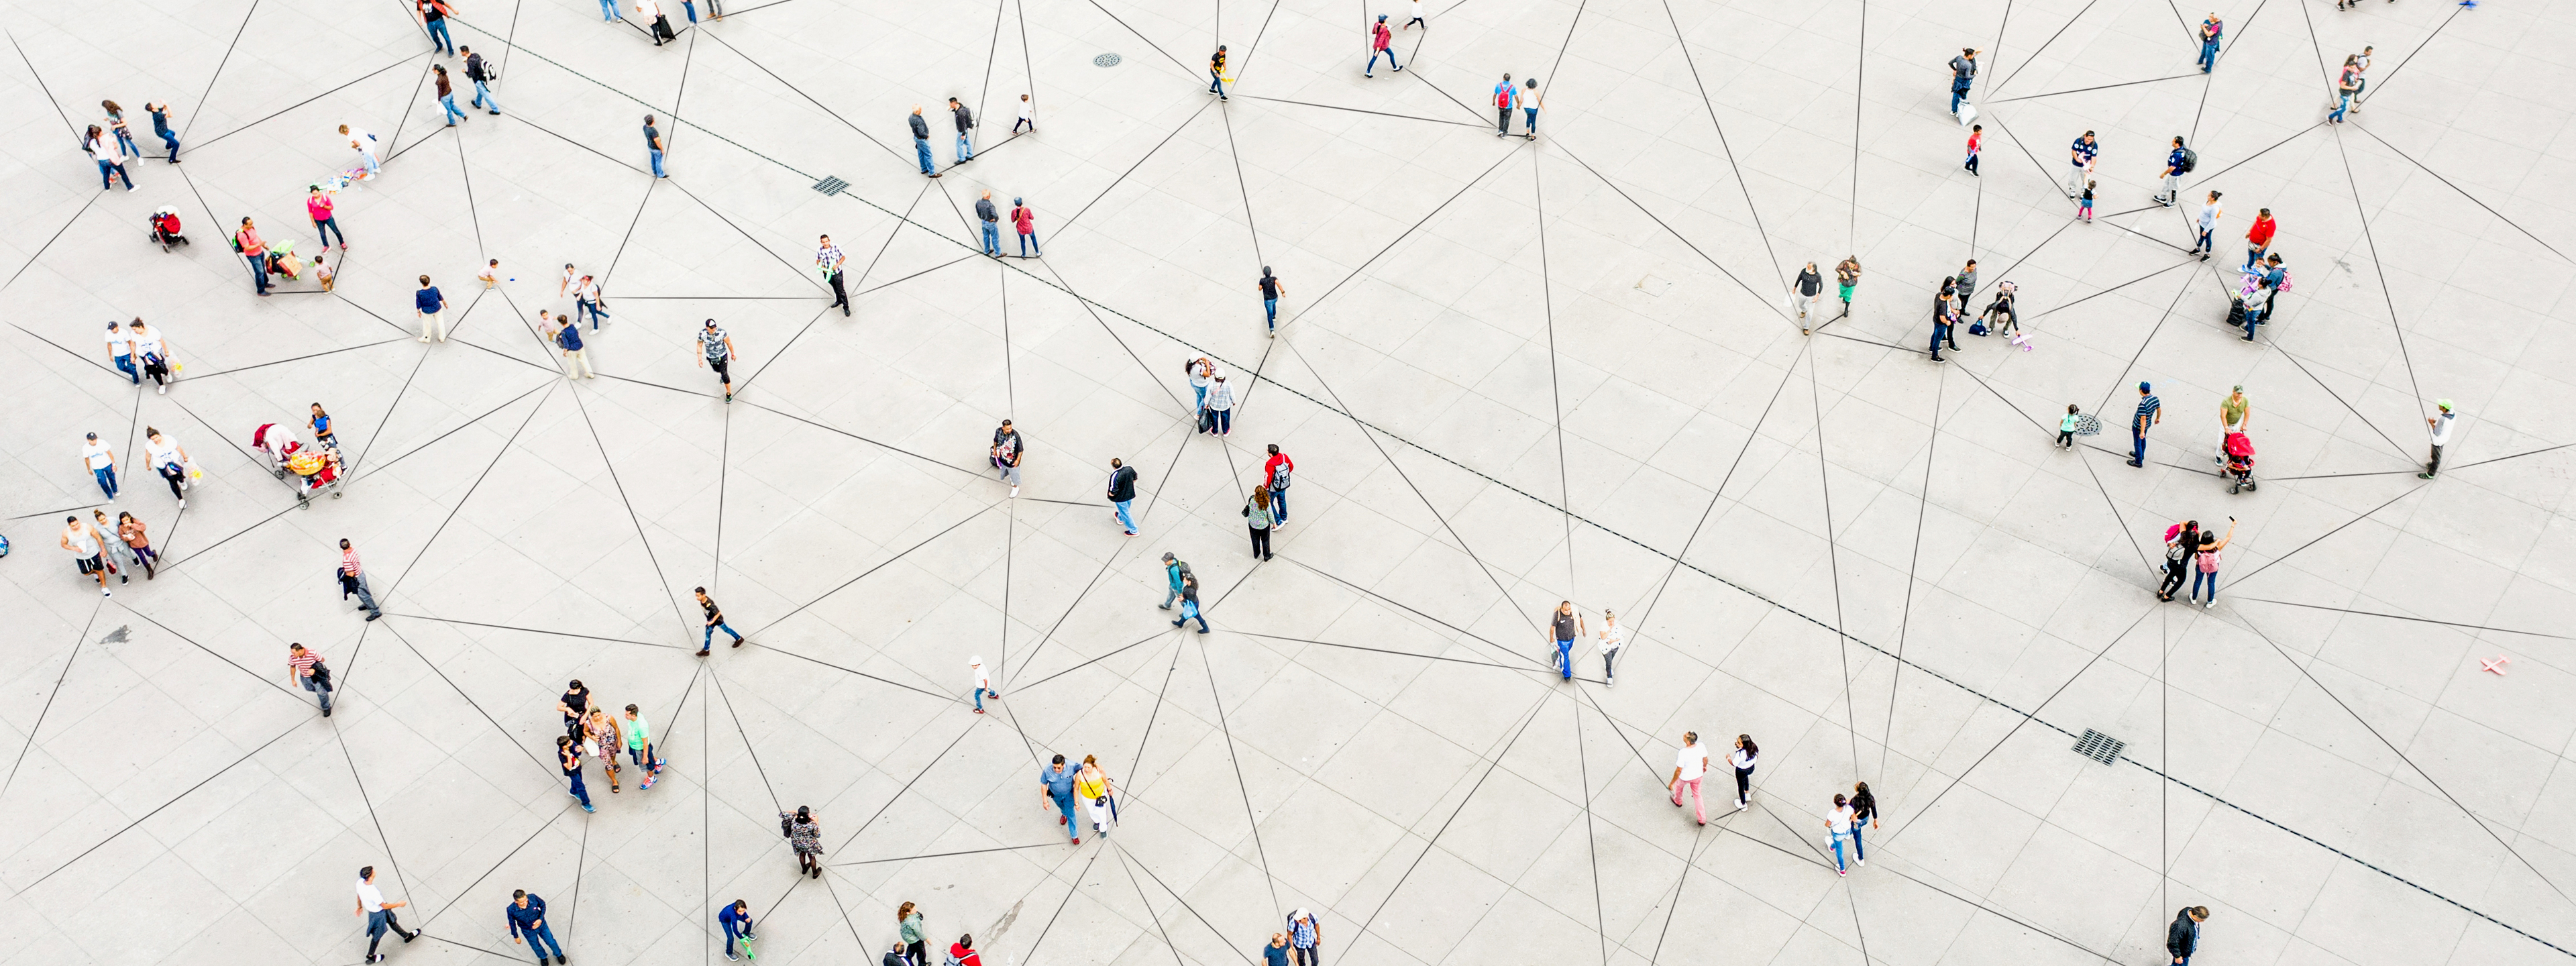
top-left (105, 320), bottom-right (139, 384)
top-left (720, 901), bottom-right (755, 961)
top-left (81, 432), bottom-right (118, 500)
top-left (1256, 268), bottom-right (1284, 333)
top-left (696, 587), bottom-right (743, 655)
top-left (1107, 458), bottom-right (1138, 535)
top-left (2130, 382), bottom-right (2161, 467)
top-left (909, 107), bottom-right (939, 176)
top-left (1948, 48), bottom-right (1977, 114)
top-left (2196, 14), bottom-right (2222, 72)
top-left (1039, 755), bottom-right (1083, 843)
top-left (506, 891), bottom-right (564, 965)
top-left (1158, 553), bottom-right (1192, 610)
top-left (977, 191), bottom-right (1002, 256)
top-left (420, 0), bottom-right (456, 55)
top-left (645, 115), bottom-right (667, 178)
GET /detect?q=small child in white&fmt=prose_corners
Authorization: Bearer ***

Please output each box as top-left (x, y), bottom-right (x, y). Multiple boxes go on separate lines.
top-left (478, 258), bottom-right (499, 288)
top-left (1012, 94), bottom-right (1033, 133)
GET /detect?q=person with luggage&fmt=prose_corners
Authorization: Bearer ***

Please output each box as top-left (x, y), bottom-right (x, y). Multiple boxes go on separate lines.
top-left (1948, 48), bottom-right (1977, 115)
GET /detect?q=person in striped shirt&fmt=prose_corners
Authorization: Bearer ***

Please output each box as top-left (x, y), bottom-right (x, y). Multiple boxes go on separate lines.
top-left (2129, 382), bottom-right (2162, 467)
top-left (289, 643), bottom-right (331, 716)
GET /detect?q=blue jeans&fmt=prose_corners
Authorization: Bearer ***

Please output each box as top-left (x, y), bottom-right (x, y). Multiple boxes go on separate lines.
top-left (302, 676), bottom-right (333, 711)
top-left (440, 94), bottom-right (466, 125)
top-left (1849, 822), bottom-right (1867, 862)
top-left (577, 297), bottom-right (610, 327)
top-left (315, 217), bottom-right (346, 247)
top-left (1366, 49), bottom-right (1400, 73)
top-left (522, 923), bottom-right (564, 963)
top-left (2329, 93), bottom-right (2350, 122)
top-left (113, 130), bottom-right (141, 158)
top-left (2198, 41), bottom-right (2218, 71)
top-left (358, 146), bottom-right (380, 175)
top-left (1951, 83), bottom-right (1969, 112)
top-left (649, 148), bottom-right (665, 177)
top-left (1209, 70), bottom-right (1225, 96)
top-left (972, 686), bottom-right (996, 710)
top-left (956, 131), bottom-right (973, 162)
top-left (158, 130), bottom-right (180, 158)
top-left (1269, 485), bottom-right (1287, 523)
top-left (427, 19), bottom-right (455, 54)
top-left (1053, 794), bottom-right (1079, 837)
top-left (1114, 499), bottom-right (1135, 533)
top-left (2192, 568), bottom-right (2218, 602)
top-left (2196, 227), bottom-right (2213, 253)
top-left (1209, 409), bottom-right (1230, 434)
top-left (473, 80), bottom-right (500, 113)
top-left (93, 466), bottom-right (119, 500)
top-left (683, 0), bottom-right (698, 21)
top-left (1019, 232), bottom-right (1039, 256)
top-left (567, 767), bottom-right (592, 807)
top-left (1554, 637), bottom-right (1574, 680)
top-left (1831, 829), bottom-right (1852, 871)
top-left (599, 0), bottom-right (620, 18)
top-left (724, 916), bottom-right (753, 954)
top-left (1161, 582), bottom-right (1184, 608)
top-left (914, 138), bottom-right (934, 174)
top-left (981, 221), bottom-right (1000, 254)
top-left (1175, 600), bottom-right (1208, 632)
top-left (345, 573), bottom-right (382, 616)
top-left (2131, 430), bottom-right (2149, 464)
top-left (1523, 106), bottom-right (1537, 133)
top-left (1192, 384), bottom-right (1208, 411)
top-left (626, 743), bottom-right (662, 771)
top-left (97, 160), bottom-right (132, 190)
top-left (1265, 298), bottom-right (1277, 327)
top-left (704, 621), bottom-right (743, 648)
top-left (113, 353), bottom-right (140, 384)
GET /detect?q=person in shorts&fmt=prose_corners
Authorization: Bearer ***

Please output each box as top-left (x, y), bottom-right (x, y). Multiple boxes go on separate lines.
top-left (698, 320), bottom-right (737, 402)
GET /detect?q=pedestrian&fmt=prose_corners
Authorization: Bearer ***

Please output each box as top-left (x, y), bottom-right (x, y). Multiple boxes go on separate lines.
top-left (681, 0), bottom-right (698, 23)
top-left (781, 807), bottom-right (822, 874)
top-left (2330, 58), bottom-right (2360, 123)
top-left (638, 0), bottom-right (676, 44)
top-left (1158, 553), bottom-right (1191, 610)
top-left (991, 421), bottom-right (1022, 496)
top-left (89, 510), bottom-right (133, 586)
top-left (951, 934), bottom-right (983, 966)
top-left (288, 642), bottom-right (335, 715)
top-left (909, 106), bottom-right (938, 176)
top-left (583, 706), bottom-right (625, 792)
top-left (596, 0), bottom-right (621, 24)
top-left (342, 123), bottom-right (382, 178)
top-left (969, 655), bottom-right (999, 712)
top-left (505, 891), bottom-right (564, 965)
top-left (234, 217), bottom-right (271, 296)
top-left (463, 46), bottom-right (501, 114)
top-left (1169, 574), bottom-right (1208, 633)
top-left (897, 902), bottom-right (927, 965)
top-left (316, 253), bottom-right (336, 291)
top-left (719, 901), bottom-right (755, 961)
top-left (2157, 519), bottom-right (2200, 602)
top-left (61, 515), bottom-right (113, 598)
top-left (146, 101), bottom-right (180, 162)
top-left (142, 427), bottom-right (193, 506)
top-left (2167, 906), bottom-right (2209, 965)
top-left (621, 704), bottom-right (665, 788)
top-left (2195, 191), bottom-right (2223, 259)
top-left (431, 65), bottom-right (468, 127)
top-left (2346, 46), bottom-right (2371, 113)
top-left (1728, 734), bottom-right (1759, 809)
top-left (1208, 46), bottom-right (1228, 100)
top-left (418, 0), bottom-right (456, 54)
top-left (556, 680), bottom-right (594, 737)
top-left (1597, 609), bottom-right (1625, 686)
top-left (1928, 290), bottom-right (1955, 364)
top-left (1826, 792), bottom-right (1856, 876)
top-left (2079, 180), bottom-right (2095, 221)
top-left (2057, 405), bottom-right (2082, 450)
top-left (2190, 519), bottom-right (2237, 608)
top-left (85, 125), bottom-right (134, 191)
top-left (1365, 15), bottom-right (1401, 76)
top-left (2129, 382), bottom-right (2161, 467)
top-left (1953, 260), bottom-right (1978, 317)
top-left (1964, 123), bottom-right (1981, 174)
top-left (1079, 755), bottom-right (1118, 835)
top-left (79, 431), bottom-right (117, 500)
top-left (102, 101), bottom-right (142, 158)
top-left (975, 193), bottom-right (1002, 256)
top-left (556, 735), bottom-right (595, 812)
top-left (1205, 373), bottom-right (1236, 435)
top-left (559, 263), bottom-right (580, 297)
top-left (2241, 254), bottom-right (2284, 339)
top-left (1244, 487), bottom-right (1275, 559)
top-left (1546, 600), bottom-right (1582, 681)
top-left (1039, 755), bottom-right (1081, 843)
top-left (478, 259), bottom-right (500, 288)
top-left (1492, 73), bottom-right (1516, 136)
top-left (1791, 261), bottom-right (1822, 324)
top-left (1848, 781), bottom-right (1879, 867)
top-left (2420, 400), bottom-right (2457, 478)
top-left (1668, 731), bottom-right (1708, 824)
top-left (1521, 76), bottom-right (1543, 140)
top-left (2214, 386), bottom-right (2248, 466)
top-left (1948, 48), bottom-right (1977, 114)
top-left (1285, 910), bottom-right (1322, 966)
top-left (354, 865), bottom-right (418, 963)
top-left (1013, 93), bottom-right (1034, 133)
top-left (2243, 207), bottom-right (2275, 271)
top-left (1256, 266), bottom-right (1285, 334)
top-left (105, 319), bottom-right (139, 385)
top-left (696, 586), bottom-right (743, 654)
top-left (698, 319), bottom-right (736, 402)
top-left (129, 319), bottom-right (177, 394)
top-left (548, 311), bottom-right (595, 379)
top-left (2063, 130), bottom-right (2097, 197)
top-left (1833, 256), bottom-right (1861, 312)
top-left (115, 511), bottom-right (158, 580)
top-left (1187, 356), bottom-right (1214, 411)
top-left (1011, 198), bottom-right (1038, 256)
top-left (1263, 443), bottom-right (1292, 524)
top-left (815, 233), bottom-right (851, 313)
top-left (574, 274), bottom-right (611, 329)
top-left (1981, 280), bottom-right (2019, 338)
top-left (2154, 136), bottom-right (2188, 206)
top-left (341, 538), bottom-right (384, 620)
top-left (2197, 13), bottom-right (2222, 72)
top-left (949, 97), bottom-right (975, 163)
top-left (415, 275), bottom-right (448, 343)
top-left (1108, 458), bottom-right (1138, 536)
top-left (309, 184), bottom-right (347, 249)
top-left (1403, 0), bottom-right (1424, 28)
top-left (644, 115), bottom-right (667, 177)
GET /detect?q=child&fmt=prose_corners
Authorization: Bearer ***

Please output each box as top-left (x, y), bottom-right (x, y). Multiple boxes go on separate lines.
top-left (2079, 180), bottom-right (2095, 221)
top-left (2057, 405), bottom-right (2081, 449)
top-left (1964, 124), bottom-right (1981, 175)
top-left (1012, 94), bottom-right (1033, 133)
top-left (315, 254), bottom-right (335, 292)
top-left (478, 258), bottom-right (499, 288)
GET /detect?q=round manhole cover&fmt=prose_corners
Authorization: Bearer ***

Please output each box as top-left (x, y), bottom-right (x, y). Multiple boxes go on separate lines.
top-left (1094, 53), bottom-right (1122, 67)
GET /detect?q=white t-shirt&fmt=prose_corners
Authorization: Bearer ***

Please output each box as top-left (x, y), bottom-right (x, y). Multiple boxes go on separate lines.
top-left (1674, 744), bottom-right (1707, 781)
top-left (144, 437), bottom-right (181, 470)
top-left (2431, 411), bottom-right (2456, 446)
top-left (1597, 625), bottom-right (1626, 655)
top-left (82, 441), bottom-right (114, 469)
top-left (1728, 748), bottom-right (1756, 771)
top-left (129, 328), bottom-right (165, 359)
top-left (1018, 100), bottom-right (1032, 121)
top-left (347, 127), bottom-right (376, 151)
top-left (2198, 201), bottom-right (2223, 230)
top-left (356, 878), bottom-right (388, 912)
top-left (64, 524), bottom-right (100, 557)
top-left (973, 664), bottom-right (990, 688)
top-left (106, 328), bottom-right (131, 355)
top-left (636, 0), bottom-right (661, 17)
top-left (1828, 805), bottom-right (1854, 833)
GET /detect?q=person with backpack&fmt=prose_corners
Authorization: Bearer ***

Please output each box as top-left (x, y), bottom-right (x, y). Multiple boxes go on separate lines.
top-left (1364, 15), bottom-right (1401, 77)
top-left (1170, 574), bottom-right (1208, 633)
top-left (234, 217), bottom-right (272, 295)
top-left (2157, 520), bottom-right (2200, 601)
top-left (2190, 519), bottom-right (2236, 608)
top-left (2241, 254), bottom-right (2285, 339)
top-left (1159, 553), bottom-right (1192, 610)
top-left (2153, 136), bottom-right (2192, 207)
top-left (1264, 443), bottom-right (1293, 525)
top-left (1492, 73), bottom-right (1517, 136)
top-left (462, 46), bottom-right (500, 114)
top-left (1187, 356), bottom-right (1214, 411)
top-left (1948, 48), bottom-right (1977, 115)
top-left (290, 643), bottom-right (334, 715)
top-left (1285, 910), bottom-right (1322, 966)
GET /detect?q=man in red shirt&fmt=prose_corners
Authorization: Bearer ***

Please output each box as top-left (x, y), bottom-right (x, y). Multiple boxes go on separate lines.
top-left (2243, 207), bottom-right (2276, 273)
top-left (1263, 444), bottom-right (1294, 527)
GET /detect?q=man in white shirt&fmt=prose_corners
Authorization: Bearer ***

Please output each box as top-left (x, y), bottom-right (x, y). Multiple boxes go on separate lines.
top-left (2420, 400), bottom-right (2457, 479)
top-left (340, 123), bottom-right (380, 178)
top-left (60, 516), bottom-right (111, 597)
top-left (1667, 731), bottom-right (1709, 824)
top-left (969, 655), bottom-right (999, 712)
top-left (105, 320), bottom-right (138, 384)
top-left (80, 431), bottom-right (118, 500)
top-left (354, 865), bottom-right (417, 962)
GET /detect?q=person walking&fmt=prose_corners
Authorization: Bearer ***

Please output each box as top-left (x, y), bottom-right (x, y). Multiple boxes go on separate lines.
top-left (1285, 910), bottom-right (1322, 966)
top-left (463, 47), bottom-right (501, 115)
top-left (1108, 458), bottom-right (1138, 535)
top-left (1244, 487), bottom-right (1275, 559)
top-left (2241, 253), bottom-right (2284, 339)
top-left (1668, 731), bottom-right (1709, 824)
top-left (1848, 781), bottom-right (1879, 867)
top-left (1597, 609), bottom-right (1625, 686)
top-left (61, 515), bottom-right (113, 598)
top-left (2420, 400), bottom-right (2457, 478)
top-left (105, 319), bottom-right (140, 384)
top-left (102, 101), bottom-right (142, 159)
top-left (414, 275), bottom-right (448, 343)
top-left (85, 125), bottom-right (135, 192)
top-left (975, 193), bottom-right (1002, 256)
top-left (992, 422), bottom-right (1022, 497)
top-left (2329, 58), bottom-right (2360, 123)
top-left (2197, 13), bottom-right (2222, 72)
top-left (2214, 386), bottom-right (2249, 466)
top-left (342, 123), bottom-right (382, 178)
top-left (554, 735), bottom-right (596, 812)
top-left (1159, 553), bottom-right (1191, 610)
top-left (308, 184), bottom-right (347, 250)
top-left (1833, 256), bottom-right (1861, 314)
top-left (2345, 46), bottom-right (2372, 112)
top-left (548, 312), bottom-right (596, 379)
top-left (814, 233), bottom-right (852, 313)
top-left (1791, 262), bottom-right (1822, 325)
top-left (1039, 755), bottom-right (1082, 843)
top-left (2157, 519), bottom-right (2200, 602)
top-left (1205, 373), bottom-right (1236, 435)
top-left (969, 655), bottom-right (999, 712)
top-left (1169, 574), bottom-right (1208, 633)
top-left (2194, 191), bottom-right (2224, 260)
top-left (1728, 734), bottom-right (1758, 810)
top-left (127, 319), bottom-right (178, 394)
top-left (341, 538), bottom-right (384, 620)
top-left (908, 106), bottom-right (938, 176)
top-left (1403, 0), bottom-right (1424, 28)
top-left (418, 0), bottom-right (456, 55)
top-left (1208, 46), bottom-right (1228, 100)
top-left (115, 511), bottom-right (158, 580)
top-left (2058, 404), bottom-right (2084, 450)
top-left (719, 901), bottom-right (755, 961)
top-left (1492, 74), bottom-right (1517, 136)
top-left (2063, 130), bottom-right (2097, 197)
top-left (949, 97), bottom-right (976, 163)
top-left (1948, 48), bottom-right (1977, 115)
top-left (140, 427), bottom-right (193, 507)
top-left (2167, 907), bottom-right (2209, 964)
top-left (1826, 793), bottom-right (1857, 876)
top-left (897, 902), bottom-right (928, 966)
top-left (1964, 123), bottom-right (1982, 176)
top-left (235, 217), bottom-right (272, 295)
top-left (89, 511), bottom-right (131, 585)
top-left (1365, 15), bottom-right (1401, 76)
top-left (781, 806), bottom-right (822, 875)
top-left (582, 706), bottom-right (625, 793)
top-left (1521, 77), bottom-right (1543, 140)
top-left (1264, 934), bottom-right (1291, 966)
top-left (80, 431), bottom-right (118, 501)
top-left (354, 866), bottom-right (418, 963)
top-left (289, 643), bottom-right (333, 715)
top-left (1013, 93), bottom-right (1034, 133)
top-left (2189, 518), bottom-right (2237, 608)
top-left (1075, 756), bottom-right (1117, 837)
top-left (2129, 382), bottom-right (2161, 466)
top-left (146, 101), bottom-right (180, 162)
top-left (1546, 600), bottom-right (1583, 681)
top-left (507, 891), bottom-right (564, 965)
top-left (2080, 179), bottom-right (2096, 221)
top-left (1263, 444), bottom-right (1293, 524)
top-left (433, 65), bottom-right (467, 126)
top-left (644, 115), bottom-right (667, 177)
top-left (696, 586), bottom-right (743, 654)
top-left (1011, 198), bottom-right (1039, 256)
top-left (574, 274), bottom-right (611, 329)
top-left (2153, 136), bottom-right (2188, 206)
top-left (1256, 267), bottom-right (1285, 334)
top-left (698, 319), bottom-right (736, 401)
top-left (2243, 207), bottom-right (2275, 272)
top-left (621, 704), bottom-right (665, 788)
top-left (557, 680), bottom-right (593, 738)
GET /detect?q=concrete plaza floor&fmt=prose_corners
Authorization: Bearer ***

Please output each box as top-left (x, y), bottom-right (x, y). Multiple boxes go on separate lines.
top-left (1, 0), bottom-right (2573, 963)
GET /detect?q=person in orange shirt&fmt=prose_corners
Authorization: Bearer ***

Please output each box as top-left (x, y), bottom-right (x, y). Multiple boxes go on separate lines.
top-left (234, 217), bottom-right (271, 295)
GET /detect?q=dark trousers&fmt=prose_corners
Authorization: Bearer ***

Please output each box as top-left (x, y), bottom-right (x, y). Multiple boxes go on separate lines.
top-left (1250, 525), bottom-right (1271, 557)
top-left (367, 910), bottom-right (409, 955)
top-left (2426, 444), bottom-right (2445, 477)
top-left (1269, 484), bottom-right (1287, 523)
top-left (1497, 107), bottom-right (1511, 135)
top-left (315, 217), bottom-right (346, 247)
top-left (825, 269), bottom-right (847, 311)
top-left (113, 353), bottom-right (140, 384)
top-left (1964, 153), bottom-right (1978, 174)
top-left (2159, 560), bottom-right (2189, 599)
top-left (1293, 945), bottom-right (1320, 966)
top-left (1951, 83), bottom-right (1969, 112)
top-left (246, 254), bottom-right (271, 293)
top-left (2056, 430), bottom-right (2074, 449)
top-left (2131, 430), bottom-right (2149, 464)
top-left (1733, 765), bottom-right (1753, 803)
top-left (159, 463), bottom-right (186, 500)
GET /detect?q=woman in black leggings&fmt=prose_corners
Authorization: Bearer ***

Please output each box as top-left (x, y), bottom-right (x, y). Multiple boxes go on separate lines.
top-left (1729, 735), bottom-right (1759, 810)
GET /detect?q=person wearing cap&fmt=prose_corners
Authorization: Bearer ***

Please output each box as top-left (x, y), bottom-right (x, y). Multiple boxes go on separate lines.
top-left (2420, 401), bottom-right (2457, 479)
top-left (2130, 382), bottom-right (2161, 467)
top-left (1208, 46), bottom-right (1228, 99)
top-left (1948, 48), bottom-right (1977, 115)
top-left (2154, 136), bottom-right (2188, 207)
top-left (80, 431), bottom-right (118, 500)
top-left (1286, 909), bottom-right (1321, 966)
top-left (2214, 387), bottom-right (2249, 465)
top-left (969, 655), bottom-right (998, 712)
top-left (698, 319), bottom-right (736, 402)
top-left (1011, 198), bottom-right (1038, 257)
top-left (1158, 552), bottom-right (1192, 610)
top-left (105, 320), bottom-right (140, 384)
top-left (1366, 15), bottom-right (1401, 77)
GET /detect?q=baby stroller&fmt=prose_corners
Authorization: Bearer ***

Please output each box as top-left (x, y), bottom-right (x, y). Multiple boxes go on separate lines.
top-left (149, 207), bottom-right (189, 251)
top-left (2222, 432), bottom-right (2257, 493)
top-left (284, 447), bottom-right (345, 508)
top-left (264, 238), bottom-right (305, 281)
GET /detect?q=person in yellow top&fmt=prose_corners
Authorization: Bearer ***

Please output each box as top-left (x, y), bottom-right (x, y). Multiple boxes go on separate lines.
top-left (1074, 755), bottom-right (1116, 837)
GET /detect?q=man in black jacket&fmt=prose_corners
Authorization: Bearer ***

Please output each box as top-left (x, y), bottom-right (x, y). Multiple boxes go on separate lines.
top-left (462, 47), bottom-right (500, 115)
top-left (2167, 906), bottom-right (2206, 965)
top-left (949, 97), bottom-right (975, 164)
top-left (909, 106), bottom-right (938, 177)
top-left (1108, 458), bottom-right (1138, 535)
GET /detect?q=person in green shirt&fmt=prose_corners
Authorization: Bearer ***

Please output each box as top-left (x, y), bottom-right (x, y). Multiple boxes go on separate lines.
top-left (623, 704), bottom-right (665, 789)
top-left (2214, 386), bottom-right (2250, 465)
top-left (2058, 405), bottom-right (2083, 450)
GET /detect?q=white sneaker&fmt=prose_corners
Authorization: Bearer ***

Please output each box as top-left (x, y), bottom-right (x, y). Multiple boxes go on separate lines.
top-left (157, 385), bottom-right (166, 395)
top-left (177, 499), bottom-right (186, 509)
top-left (1856, 858), bottom-right (1865, 867)
top-left (102, 587), bottom-right (113, 597)
top-left (1010, 486), bottom-right (1019, 497)
top-left (1736, 800), bottom-right (1748, 811)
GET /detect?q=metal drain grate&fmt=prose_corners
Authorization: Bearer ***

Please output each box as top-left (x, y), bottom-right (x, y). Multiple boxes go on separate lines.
top-left (1094, 53), bottom-right (1122, 67)
top-left (2073, 729), bottom-right (2125, 765)
top-left (812, 176), bottom-right (849, 196)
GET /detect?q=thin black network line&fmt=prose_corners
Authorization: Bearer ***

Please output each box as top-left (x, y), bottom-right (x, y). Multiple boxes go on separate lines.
top-left (5, 30), bottom-right (80, 142)
top-left (1804, 327), bottom-right (1866, 783)
top-left (179, 0), bottom-right (265, 142)
top-left (1991, 72), bottom-right (2198, 104)
top-left (0, 600), bottom-right (105, 802)
top-left (382, 380), bottom-right (557, 601)
top-left (1878, 364), bottom-right (1944, 782)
